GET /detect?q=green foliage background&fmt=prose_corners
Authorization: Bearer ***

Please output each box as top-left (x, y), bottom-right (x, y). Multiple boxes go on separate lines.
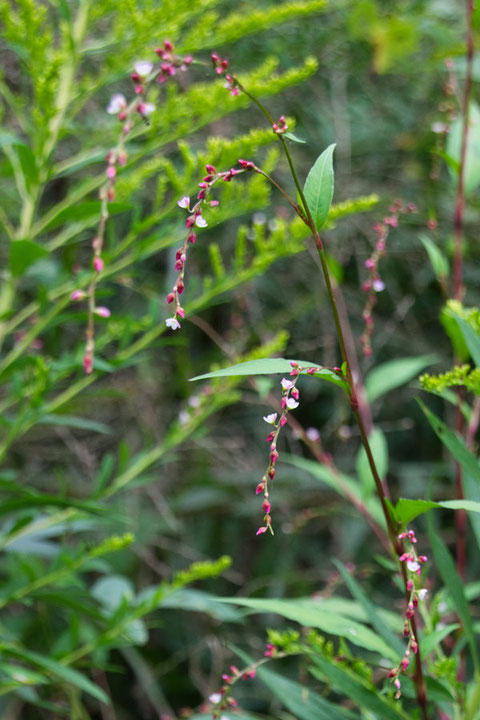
top-left (0, 0), bottom-right (480, 718)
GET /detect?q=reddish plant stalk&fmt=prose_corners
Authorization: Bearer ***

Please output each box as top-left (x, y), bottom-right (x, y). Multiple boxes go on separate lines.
top-left (453, 0), bottom-right (475, 582)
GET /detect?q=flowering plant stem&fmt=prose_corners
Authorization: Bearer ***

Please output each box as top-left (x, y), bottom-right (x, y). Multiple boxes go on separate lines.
top-left (231, 74), bottom-right (429, 717)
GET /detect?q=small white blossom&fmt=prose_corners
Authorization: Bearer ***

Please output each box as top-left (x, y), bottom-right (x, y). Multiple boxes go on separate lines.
top-left (263, 413), bottom-right (277, 424)
top-left (177, 196), bottom-right (190, 209)
top-left (418, 588), bottom-right (428, 601)
top-left (178, 410), bottom-right (190, 425)
top-left (139, 102), bottom-right (155, 116)
top-left (286, 397), bottom-right (299, 410)
top-left (135, 60), bottom-right (154, 77)
top-left (165, 317), bottom-right (181, 330)
top-left (107, 93), bottom-right (127, 114)
top-left (209, 693), bottom-right (222, 704)
top-left (406, 560), bottom-right (420, 573)
top-left (281, 378), bottom-right (294, 390)
top-left (305, 427), bottom-right (320, 442)
top-left (195, 216), bottom-right (208, 228)
top-left (431, 121), bottom-right (449, 134)
top-left (372, 278), bottom-right (385, 292)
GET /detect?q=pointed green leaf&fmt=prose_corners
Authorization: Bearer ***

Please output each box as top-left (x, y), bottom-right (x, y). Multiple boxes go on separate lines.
top-left (334, 560), bottom-right (405, 656)
top-left (190, 358), bottom-right (349, 392)
top-left (451, 313), bottom-right (480, 368)
top-left (446, 101), bottom-right (480, 195)
top-left (216, 597), bottom-right (400, 660)
top-left (284, 131), bottom-right (306, 144)
top-left (419, 234), bottom-right (449, 281)
top-left (309, 656), bottom-right (408, 719)
top-left (303, 143), bottom-right (336, 230)
top-left (420, 624), bottom-right (460, 657)
top-left (10, 240), bottom-right (49, 277)
top-left (3, 647), bottom-right (109, 704)
top-left (418, 400), bottom-right (480, 483)
top-left (396, 497), bottom-right (480, 526)
top-left (427, 520), bottom-right (479, 671)
top-left (365, 354), bottom-right (438, 403)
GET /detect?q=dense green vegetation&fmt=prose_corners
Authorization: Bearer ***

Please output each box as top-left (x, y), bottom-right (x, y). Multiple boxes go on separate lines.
top-left (1, 0), bottom-right (480, 718)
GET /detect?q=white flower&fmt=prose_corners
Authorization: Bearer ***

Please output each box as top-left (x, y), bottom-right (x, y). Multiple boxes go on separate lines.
top-left (177, 196), bottom-right (190, 209)
top-left (178, 410), bottom-right (190, 425)
top-left (263, 413), bottom-right (277, 425)
top-left (107, 93), bottom-right (127, 114)
top-left (286, 397), bottom-right (299, 410)
top-left (209, 693), bottom-right (222, 704)
top-left (305, 427), bottom-right (320, 442)
top-left (195, 216), bottom-right (208, 228)
top-left (372, 279), bottom-right (385, 292)
top-left (418, 588), bottom-right (428, 601)
top-left (431, 121), bottom-right (449, 134)
top-left (165, 317), bottom-right (181, 330)
top-left (135, 60), bottom-right (154, 77)
top-left (406, 560), bottom-right (420, 573)
top-left (281, 378), bottom-right (294, 391)
top-left (139, 102), bottom-right (155, 116)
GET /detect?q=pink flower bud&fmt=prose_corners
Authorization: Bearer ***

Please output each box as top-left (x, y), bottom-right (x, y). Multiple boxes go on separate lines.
top-left (263, 500), bottom-right (271, 514)
top-left (107, 188), bottom-right (115, 202)
top-left (93, 257), bottom-right (104, 272)
top-left (84, 353), bottom-right (93, 375)
top-left (188, 232), bottom-right (196, 244)
top-left (95, 306), bottom-right (111, 318)
top-left (167, 292), bottom-right (175, 304)
top-left (177, 306), bottom-right (185, 319)
top-left (255, 482), bottom-right (264, 495)
top-left (70, 290), bottom-right (86, 301)
top-left (256, 526), bottom-right (267, 536)
top-left (106, 166), bottom-right (116, 179)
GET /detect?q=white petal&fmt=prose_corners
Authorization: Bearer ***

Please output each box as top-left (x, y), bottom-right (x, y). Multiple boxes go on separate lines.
top-left (281, 378), bottom-right (293, 390)
top-left (195, 216), bottom-right (208, 228)
top-left (286, 398), bottom-right (299, 410)
top-left (263, 413), bottom-right (277, 424)
top-left (135, 60), bottom-right (153, 77)
top-left (165, 317), bottom-right (181, 330)
top-left (209, 693), bottom-right (222, 704)
top-left (177, 196), bottom-right (190, 209)
top-left (141, 102), bottom-right (155, 116)
top-left (107, 93), bottom-right (127, 114)
top-left (373, 279), bottom-right (385, 292)
top-left (406, 560), bottom-right (420, 573)
top-left (418, 588), bottom-right (428, 601)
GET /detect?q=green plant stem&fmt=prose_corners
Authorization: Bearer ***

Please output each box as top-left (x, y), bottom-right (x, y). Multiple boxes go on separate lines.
top-left (239, 83), bottom-right (429, 717)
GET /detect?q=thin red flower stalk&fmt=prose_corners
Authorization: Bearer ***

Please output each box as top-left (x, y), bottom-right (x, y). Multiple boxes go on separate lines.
top-left (256, 363), bottom-right (317, 537)
top-left (360, 201), bottom-right (416, 358)
top-left (71, 40), bottom-right (193, 374)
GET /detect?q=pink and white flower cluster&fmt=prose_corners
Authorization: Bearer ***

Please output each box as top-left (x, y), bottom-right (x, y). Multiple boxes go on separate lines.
top-left (360, 200), bottom-right (417, 357)
top-left (387, 527), bottom-right (428, 699)
top-left (165, 160), bottom-right (256, 330)
top-left (71, 41), bottom-right (193, 374)
top-left (255, 362), bottom-right (317, 537)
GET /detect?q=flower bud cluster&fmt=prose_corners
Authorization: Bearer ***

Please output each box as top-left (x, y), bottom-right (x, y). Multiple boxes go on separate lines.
top-left (360, 201), bottom-right (416, 357)
top-left (256, 362), bottom-right (317, 537)
top-left (208, 662), bottom-right (257, 719)
top-left (70, 41), bottom-right (193, 374)
top-left (166, 160), bottom-right (256, 330)
top-left (211, 52), bottom-right (240, 96)
top-left (387, 527), bottom-right (428, 699)
top-left (272, 115), bottom-right (288, 135)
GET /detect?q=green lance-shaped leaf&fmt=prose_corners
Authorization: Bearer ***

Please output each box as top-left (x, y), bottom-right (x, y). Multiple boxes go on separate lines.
top-left (302, 143), bottom-right (336, 230)
top-left (396, 497), bottom-right (480, 526)
top-left (190, 357), bottom-right (349, 392)
top-left (418, 400), bottom-right (480, 484)
top-left (427, 518), bottom-right (480, 672)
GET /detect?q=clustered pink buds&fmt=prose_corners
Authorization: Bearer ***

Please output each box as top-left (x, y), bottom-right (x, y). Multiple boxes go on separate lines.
top-left (360, 201), bottom-right (417, 357)
top-left (387, 527), bottom-right (428, 699)
top-left (165, 160), bottom-right (257, 330)
top-left (272, 115), bottom-right (288, 134)
top-left (209, 661), bottom-right (258, 719)
top-left (211, 52), bottom-right (240, 96)
top-left (255, 362), bottom-right (317, 537)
